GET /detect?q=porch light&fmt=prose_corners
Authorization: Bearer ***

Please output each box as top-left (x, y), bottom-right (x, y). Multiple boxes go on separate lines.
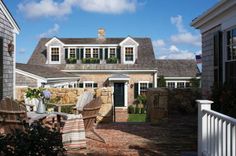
top-left (8, 41), bottom-right (14, 55)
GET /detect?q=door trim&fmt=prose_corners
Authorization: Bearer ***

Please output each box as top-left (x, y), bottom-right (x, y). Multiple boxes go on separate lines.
top-left (111, 82), bottom-right (128, 108)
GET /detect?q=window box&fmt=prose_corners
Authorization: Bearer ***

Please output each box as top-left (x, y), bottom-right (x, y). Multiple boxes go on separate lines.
top-left (82, 58), bottom-right (100, 64)
top-left (66, 57), bottom-right (77, 64)
top-left (106, 57), bottom-right (118, 64)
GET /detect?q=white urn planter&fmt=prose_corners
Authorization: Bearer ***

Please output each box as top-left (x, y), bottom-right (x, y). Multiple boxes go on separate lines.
top-left (24, 97), bottom-right (39, 112)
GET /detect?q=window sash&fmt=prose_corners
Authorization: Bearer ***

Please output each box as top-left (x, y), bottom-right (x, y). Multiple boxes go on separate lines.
top-left (51, 48), bottom-right (59, 61)
top-left (69, 48), bottom-right (76, 58)
top-left (110, 48), bottom-right (116, 58)
top-left (125, 47), bottom-right (134, 61)
top-left (227, 28), bottom-right (236, 61)
top-left (85, 48), bottom-right (91, 58)
top-left (93, 48), bottom-right (99, 58)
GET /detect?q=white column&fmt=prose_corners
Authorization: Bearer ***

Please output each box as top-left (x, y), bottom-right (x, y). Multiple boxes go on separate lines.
top-left (154, 72), bottom-right (157, 88)
top-left (125, 82), bottom-right (128, 107)
top-left (102, 48), bottom-right (105, 60)
top-left (196, 100), bottom-right (213, 156)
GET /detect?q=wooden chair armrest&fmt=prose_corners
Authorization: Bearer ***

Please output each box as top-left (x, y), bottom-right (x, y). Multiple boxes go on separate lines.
top-left (24, 103), bottom-right (35, 107)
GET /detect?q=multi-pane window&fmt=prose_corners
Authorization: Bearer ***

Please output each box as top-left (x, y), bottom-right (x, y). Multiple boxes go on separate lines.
top-left (139, 82), bottom-right (149, 95)
top-left (125, 47), bottom-right (134, 61)
top-left (93, 48), bottom-right (99, 58)
top-left (167, 82), bottom-right (175, 88)
top-left (51, 48), bottom-right (59, 61)
top-left (85, 48), bottom-right (91, 58)
top-left (70, 48), bottom-right (76, 58)
top-left (83, 81), bottom-right (98, 88)
top-left (85, 83), bottom-right (93, 88)
top-left (110, 48), bottom-right (116, 58)
top-left (227, 29), bottom-right (236, 61)
top-left (177, 82), bottom-right (185, 88)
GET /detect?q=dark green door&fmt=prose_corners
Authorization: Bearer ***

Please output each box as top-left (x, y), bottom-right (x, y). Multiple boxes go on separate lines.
top-left (114, 83), bottom-right (125, 107)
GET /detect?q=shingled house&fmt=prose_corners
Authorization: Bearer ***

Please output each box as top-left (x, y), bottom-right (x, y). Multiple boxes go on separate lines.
top-left (192, 0), bottom-right (236, 96)
top-left (16, 28), bottom-right (199, 107)
top-left (0, 1), bottom-right (20, 99)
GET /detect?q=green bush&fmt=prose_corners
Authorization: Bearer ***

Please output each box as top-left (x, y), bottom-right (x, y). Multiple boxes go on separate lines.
top-left (0, 122), bottom-right (65, 156)
top-left (61, 105), bottom-right (74, 114)
top-left (128, 105), bottom-right (135, 114)
top-left (66, 57), bottom-right (77, 64)
top-left (190, 77), bottom-right (200, 88)
top-left (157, 75), bottom-right (166, 87)
top-left (106, 57), bottom-right (118, 64)
top-left (82, 58), bottom-right (100, 64)
top-left (211, 84), bottom-right (236, 118)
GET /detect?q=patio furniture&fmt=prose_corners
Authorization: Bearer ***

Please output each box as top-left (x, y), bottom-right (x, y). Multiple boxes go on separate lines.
top-left (0, 98), bottom-right (28, 134)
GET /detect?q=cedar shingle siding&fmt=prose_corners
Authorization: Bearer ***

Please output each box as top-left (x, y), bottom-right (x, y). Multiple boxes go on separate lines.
top-left (0, 7), bottom-right (14, 99)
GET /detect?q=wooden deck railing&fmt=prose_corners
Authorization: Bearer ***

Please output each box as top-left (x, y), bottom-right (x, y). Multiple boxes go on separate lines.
top-left (197, 100), bottom-right (236, 156)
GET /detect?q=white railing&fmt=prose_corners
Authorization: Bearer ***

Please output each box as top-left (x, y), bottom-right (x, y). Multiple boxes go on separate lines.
top-left (197, 100), bottom-right (236, 156)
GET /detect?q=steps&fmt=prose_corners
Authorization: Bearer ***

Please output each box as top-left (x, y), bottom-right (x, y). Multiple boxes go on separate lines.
top-left (114, 107), bottom-right (128, 122)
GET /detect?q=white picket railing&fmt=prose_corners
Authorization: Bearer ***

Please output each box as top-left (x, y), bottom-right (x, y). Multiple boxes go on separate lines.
top-left (197, 100), bottom-right (236, 156)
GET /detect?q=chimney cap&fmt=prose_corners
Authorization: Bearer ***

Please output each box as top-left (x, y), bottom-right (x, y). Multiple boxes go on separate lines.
top-left (98, 28), bottom-right (105, 39)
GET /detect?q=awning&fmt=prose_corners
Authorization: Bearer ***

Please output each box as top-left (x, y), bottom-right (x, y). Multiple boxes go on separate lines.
top-left (108, 74), bottom-right (130, 81)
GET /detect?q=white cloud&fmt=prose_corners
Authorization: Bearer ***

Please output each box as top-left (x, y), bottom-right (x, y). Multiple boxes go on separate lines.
top-left (169, 45), bottom-right (179, 52)
top-left (170, 15), bottom-right (186, 33)
top-left (38, 24), bottom-right (60, 38)
top-left (18, 48), bottom-right (26, 54)
top-left (18, 0), bottom-right (137, 19)
top-left (152, 39), bottom-right (165, 48)
top-left (170, 15), bottom-right (201, 47)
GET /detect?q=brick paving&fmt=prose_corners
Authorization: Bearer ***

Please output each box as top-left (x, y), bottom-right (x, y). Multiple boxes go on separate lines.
top-left (67, 114), bottom-right (197, 156)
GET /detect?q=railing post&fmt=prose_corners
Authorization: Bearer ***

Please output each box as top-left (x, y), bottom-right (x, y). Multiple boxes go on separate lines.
top-left (196, 100), bottom-right (213, 156)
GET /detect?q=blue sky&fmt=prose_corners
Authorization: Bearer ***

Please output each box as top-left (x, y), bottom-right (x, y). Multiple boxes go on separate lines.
top-left (4, 0), bottom-right (218, 63)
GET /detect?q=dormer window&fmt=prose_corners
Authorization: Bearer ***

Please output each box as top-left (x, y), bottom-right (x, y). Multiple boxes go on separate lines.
top-left (93, 48), bottom-right (99, 58)
top-left (85, 48), bottom-right (91, 58)
top-left (69, 48), bottom-right (76, 58)
top-left (125, 47), bottom-right (134, 62)
top-left (50, 47), bottom-right (60, 63)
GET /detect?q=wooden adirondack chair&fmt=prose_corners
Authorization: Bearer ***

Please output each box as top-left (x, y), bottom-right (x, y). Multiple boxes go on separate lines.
top-left (0, 98), bottom-right (28, 134)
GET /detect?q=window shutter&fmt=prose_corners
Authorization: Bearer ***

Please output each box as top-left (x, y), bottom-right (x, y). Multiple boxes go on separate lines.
top-left (76, 48), bottom-right (80, 60)
top-left (99, 49), bottom-right (103, 59)
top-left (149, 83), bottom-right (153, 88)
top-left (79, 83), bottom-right (83, 88)
top-left (93, 83), bottom-right (98, 88)
top-left (105, 48), bottom-right (108, 60)
top-left (80, 48), bottom-right (84, 59)
top-left (134, 83), bottom-right (139, 99)
top-left (117, 47), bottom-right (121, 62)
top-left (65, 48), bottom-right (68, 59)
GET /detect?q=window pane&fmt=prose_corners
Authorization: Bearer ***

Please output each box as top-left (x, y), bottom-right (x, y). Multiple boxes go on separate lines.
top-left (85, 48), bottom-right (91, 58)
top-left (177, 82), bottom-right (185, 88)
top-left (233, 45), bottom-right (236, 60)
top-left (85, 83), bottom-right (93, 88)
top-left (227, 31), bottom-right (231, 45)
top-left (125, 47), bottom-right (134, 61)
top-left (110, 48), bottom-right (116, 58)
top-left (167, 82), bottom-right (175, 88)
top-left (139, 83), bottom-right (148, 95)
top-left (51, 48), bottom-right (59, 61)
top-left (225, 61), bottom-right (236, 88)
top-left (70, 48), bottom-right (76, 58)
top-left (233, 29), bottom-right (236, 45)
top-left (93, 48), bottom-right (99, 58)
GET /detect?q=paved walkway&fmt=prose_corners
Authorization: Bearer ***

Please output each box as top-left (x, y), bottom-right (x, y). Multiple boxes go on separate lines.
top-left (68, 114), bottom-right (197, 156)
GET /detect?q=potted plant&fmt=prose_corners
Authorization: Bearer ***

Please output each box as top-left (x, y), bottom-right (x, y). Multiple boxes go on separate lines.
top-left (25, 88), bottom-right (51, 113)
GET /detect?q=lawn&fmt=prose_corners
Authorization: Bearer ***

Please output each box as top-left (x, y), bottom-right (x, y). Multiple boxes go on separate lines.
top-left (128, 114), bottom-right (146, 122)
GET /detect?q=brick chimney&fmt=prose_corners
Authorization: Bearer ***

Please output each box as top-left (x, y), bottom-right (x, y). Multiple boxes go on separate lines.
top-left (98, 28), bottom-right (105, 39)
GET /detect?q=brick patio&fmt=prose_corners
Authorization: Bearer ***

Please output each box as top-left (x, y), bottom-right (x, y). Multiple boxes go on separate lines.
top-left (67, 114), bottom-right (197, 156)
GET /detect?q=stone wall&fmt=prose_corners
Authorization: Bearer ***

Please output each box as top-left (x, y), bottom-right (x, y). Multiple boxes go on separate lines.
top-left (0, 7), bottom-right (14, 99)
top-left (16, 73), bottom-right (38, 87)
top-left (201, 25), bottom-right (221, 97)
top-left (16, 87), bottom-right (113, 122)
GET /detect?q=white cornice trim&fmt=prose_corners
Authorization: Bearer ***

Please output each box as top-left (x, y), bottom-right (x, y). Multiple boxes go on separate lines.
top-left (45, 37), bottom-right (65, 47)
top-left (62, 69), bottom-right (157, 73)
top-left (108, 78), bottom-right (130, 81)
top-left (119, 36), bottom-right (139, 46)
top-left (16, 69), bottom-right (47, 82)
top-left (191, 0), bottom-right (236, 29)
top-left (0, 1), bottom-right (20, 34)
top-left (64, 44), bottom-right (118, 47)
top-left (160, 77), bottom-right (201, 80)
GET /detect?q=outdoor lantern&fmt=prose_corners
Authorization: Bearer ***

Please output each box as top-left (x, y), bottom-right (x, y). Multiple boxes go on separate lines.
top-left (130, 84), bottom-right (134, 88)
top-left (8, 41), bottom-right (14, 55)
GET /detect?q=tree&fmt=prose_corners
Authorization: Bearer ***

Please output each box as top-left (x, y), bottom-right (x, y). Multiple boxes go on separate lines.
top-left (157, 75), bottom-right (166, 87)
top-left (190, 77), bottom-right (200, 88)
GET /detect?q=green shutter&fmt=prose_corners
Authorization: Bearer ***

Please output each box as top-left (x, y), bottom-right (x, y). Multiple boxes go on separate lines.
top-left (134, 83), bottom-right (139, 99)
top-left (117, 47), bottom-right (121, 62)
top-left (80, 48), bottom-right (84, 59)
top-left (65, 48), bottom-right (68, 59)
top-left (76, 48), bottom-right (80, 60)
top-left (79, 83), bottom-right (83, 88)
top-left (93, 83), bottom-right (98, 88)
top-left (99, 48), bottom-right (103, 59)
top-left (105, 48), bottom-right (108, 60)
top-left (149, 83), bottom-right (153, 88)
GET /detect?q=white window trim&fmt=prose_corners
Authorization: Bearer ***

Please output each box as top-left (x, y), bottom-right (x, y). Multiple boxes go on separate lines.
top-left (92, 47), bottom-right (100, 59)
top-left (166, 80), bottom-right (189, 88)
top-left (49, 46), bottom-right (61, 64)
top-left (83, 81), bottom-right (95, 88)
top-left (124, 45), bottom-right (136, 64)
top-left (138, 81), bottom-right (149, 95)
top-left (68, 47), bottom-right (77, 59)
top-left (108, 47), bottom-right (117, 58)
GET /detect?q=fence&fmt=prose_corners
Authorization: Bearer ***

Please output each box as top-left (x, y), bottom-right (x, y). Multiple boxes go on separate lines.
top-left (197, 100), bottom-right (236, 156)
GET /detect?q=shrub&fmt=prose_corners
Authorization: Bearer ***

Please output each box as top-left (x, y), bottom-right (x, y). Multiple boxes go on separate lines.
top-left (0, 122), bottom-right (65, 156)
top-left (190, 77), bottom-right (200, 88)
top-left (66, 57), bottom-right (77, 64)
top-left (82, 58), bottom-right (100, 64)
top-left (128, 105), bottom-right (135, 114)
top-left (106, 57), bottom-right (118, 64)
top-left (157, 75), bottom-right (166, 87)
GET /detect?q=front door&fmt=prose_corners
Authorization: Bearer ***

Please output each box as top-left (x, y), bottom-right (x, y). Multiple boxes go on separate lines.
top-left (114, 83), bottom-right (125, 107)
